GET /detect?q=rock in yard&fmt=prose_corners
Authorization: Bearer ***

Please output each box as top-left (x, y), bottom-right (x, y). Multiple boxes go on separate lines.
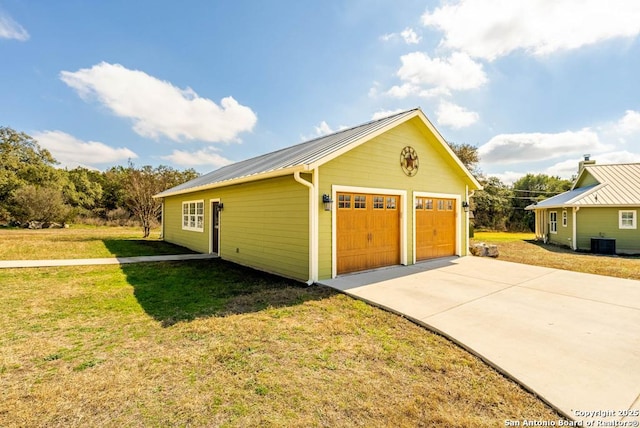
top-left (470, 243), bottom-right (499, 258)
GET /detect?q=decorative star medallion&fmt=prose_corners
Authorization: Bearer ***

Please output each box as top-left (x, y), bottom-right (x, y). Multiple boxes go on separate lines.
top-left (400, 146), bottom-right (419, 177)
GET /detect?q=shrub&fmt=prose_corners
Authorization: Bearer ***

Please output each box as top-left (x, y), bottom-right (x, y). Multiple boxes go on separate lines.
top-left (10, 185), bottom-right (73, 224)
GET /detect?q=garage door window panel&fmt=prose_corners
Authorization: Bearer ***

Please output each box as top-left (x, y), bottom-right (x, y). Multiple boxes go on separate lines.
top-left (386, 196), bottom-right (397, 210)
top-left (338, 194), bottom-right (351, 209)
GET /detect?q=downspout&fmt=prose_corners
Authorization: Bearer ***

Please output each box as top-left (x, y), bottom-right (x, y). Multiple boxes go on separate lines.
top-left (572, 207), bottom-right (579, 250)
top-left (294, 171), bottom-right (317, 285)
top-left (465, 185), bottom-right (469, 256)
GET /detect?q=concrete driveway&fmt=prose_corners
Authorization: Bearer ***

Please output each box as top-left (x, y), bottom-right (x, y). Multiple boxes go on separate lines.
top-left (318, 256), bottom-right (640, 425)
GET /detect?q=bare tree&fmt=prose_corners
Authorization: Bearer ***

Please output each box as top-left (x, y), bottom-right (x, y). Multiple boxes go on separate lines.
top-left (123, 165), bottom-right (158, 238)
top-left (122, 163), bottom-right (198, 238)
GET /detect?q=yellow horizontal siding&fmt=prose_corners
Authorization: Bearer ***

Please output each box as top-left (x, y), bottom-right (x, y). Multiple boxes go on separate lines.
top-left (162, 175), bottom-right (310, 281)
top-left (163, 198), bottom-right (209, 253)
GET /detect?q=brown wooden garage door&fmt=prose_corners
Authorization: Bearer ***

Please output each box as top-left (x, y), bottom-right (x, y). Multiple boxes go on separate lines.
top-left (416, 197), bottom-right (456, 260)
top-left (337, 192), bottom-right (400, 275)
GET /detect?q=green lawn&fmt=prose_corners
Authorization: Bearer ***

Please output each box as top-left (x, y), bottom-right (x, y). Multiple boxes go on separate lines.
top-left (0, 228), bottom-right (560, 427)
top-left (0, 226), bottom-right (193, 260)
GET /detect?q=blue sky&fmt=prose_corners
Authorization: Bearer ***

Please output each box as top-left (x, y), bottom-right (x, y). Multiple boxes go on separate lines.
top-left (2, 0), bottom-right (640, 183)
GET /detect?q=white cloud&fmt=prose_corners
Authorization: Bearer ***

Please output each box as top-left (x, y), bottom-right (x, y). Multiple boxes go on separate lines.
top-left (379, 33), bottom-right (394, 42)
top-left (368, 81), bottom-right (381, 98)
top-left (161, 146), bottom-right (233, 168)
top-left (489, 171), bottom-right (527, 185)
top-left (615, 110), bottom-right (640, 135)
top-left (371, 109), bottom-right (405, 121)
top-left (0, 13), bottom-right (29, 41)
top-left (542, 158), bottom-right (586, 179)
top-left (586, 150), bottom-right (640, 165)
top-left (314, 121), bottom-right (333, 136)
top-left (60, 62), bottom-right (257, 143)
top-left (422, 0), bottom-right (640, 61)
top-left (544, 151), bottom-right (640, 178)
top-left (389, 51), bottom-right (487, 98)
top-left (436, 100), bottom-right (479, 129)
top-left (400, 28), bottom-right (421, 45)
top-left (379, 27), bottom-right (421, 45)
top-left (479, 110), bottom-right (640, 179)
top-left (386, 83), bottom-right (421, 99)
top-left (478, 129), bottom-right (610, 164)
top-left (302, 121), bottom-right (348, 141)
top-left (33, 130), bottom-right (137, 169)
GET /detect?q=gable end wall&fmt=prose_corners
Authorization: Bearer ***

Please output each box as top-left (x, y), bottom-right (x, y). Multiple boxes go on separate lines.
top-left (317, 118), bottom-right (470, 279)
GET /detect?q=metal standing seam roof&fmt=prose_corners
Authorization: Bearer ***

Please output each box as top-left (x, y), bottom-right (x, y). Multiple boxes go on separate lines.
top-left (526, 163), bottom-right (640, 209)
top-left (525, 184), bottom-right (600, 209)
top-left (155, 108), bottom-right (429, 198)
top-left (576, 163), bottom-right (640, 205)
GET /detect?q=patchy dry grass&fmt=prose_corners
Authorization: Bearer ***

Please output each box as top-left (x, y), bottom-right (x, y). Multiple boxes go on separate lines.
top-left (472, 231), bottom-right (536, 242)
top-left (0, 256), bottom-right (560, 427)
top-left (473, 232), bottom-right (640, 280)
top-left (0, 226), bottom-right (191, 260)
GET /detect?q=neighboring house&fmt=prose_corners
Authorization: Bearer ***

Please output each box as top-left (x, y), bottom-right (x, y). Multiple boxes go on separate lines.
top-left (526, 158), bottom-right (640, 255)
top-left (154, 108), bottom-right (481, 283)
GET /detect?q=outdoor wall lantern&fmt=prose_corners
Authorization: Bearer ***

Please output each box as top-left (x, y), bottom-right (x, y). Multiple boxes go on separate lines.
top-left (462, 201), bottom-right (470, 212)
top-left (216, 203), bottom-right (224, 212)
top-left (322, 194), bottom-right (333, 212)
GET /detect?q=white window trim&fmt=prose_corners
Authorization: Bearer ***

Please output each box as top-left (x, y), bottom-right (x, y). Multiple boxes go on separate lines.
top-left (182, 200), bottom-right (205, 232)
top-left (619, 210), bottom-right (637, 230)
top-left (549, 211), bottom-right (558, 234)
top-left (562, 210), bottom-right (567, 227)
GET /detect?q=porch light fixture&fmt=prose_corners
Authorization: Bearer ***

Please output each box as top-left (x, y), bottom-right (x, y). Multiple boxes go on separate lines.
top-left (322, 194), bottom-right (333, 212)
top-left (462, 201), bottom-right (470, 212)
top-left (216, 203), bottom-right (224, 212)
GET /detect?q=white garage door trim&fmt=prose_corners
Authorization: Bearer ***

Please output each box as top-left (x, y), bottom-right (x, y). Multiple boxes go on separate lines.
top-left (413, 191), bottom-right (462, 264)
top-left (331, 185), bottom-right (407, 278)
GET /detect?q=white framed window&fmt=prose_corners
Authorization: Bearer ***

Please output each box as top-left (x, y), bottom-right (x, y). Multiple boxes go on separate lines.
top-left (562, 210), bottom-right (567, 227)
top-left (619, 210), bottom-right (637, 229)
top-left (549, 211), bottom-right (558, 234)
top-left (182, 200), bottom-right (204, 232)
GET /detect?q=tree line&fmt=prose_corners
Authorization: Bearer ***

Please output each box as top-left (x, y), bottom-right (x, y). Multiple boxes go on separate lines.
top-left (0, 127), bottom-right (198, 237)
top-left (448, 142), bottom-right (573, 232)
top-left (1, 126), bottom-right (574, 235)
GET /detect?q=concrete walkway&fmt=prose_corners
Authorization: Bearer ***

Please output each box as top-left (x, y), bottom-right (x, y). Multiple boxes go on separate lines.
top-left (0, 253), bottom-right (217, 268)
top-left (318, 256), bottom-right (640, 425)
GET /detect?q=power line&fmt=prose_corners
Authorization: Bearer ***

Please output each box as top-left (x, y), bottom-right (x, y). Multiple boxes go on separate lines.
top-left (511, 189), bottom-right (567, 194)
